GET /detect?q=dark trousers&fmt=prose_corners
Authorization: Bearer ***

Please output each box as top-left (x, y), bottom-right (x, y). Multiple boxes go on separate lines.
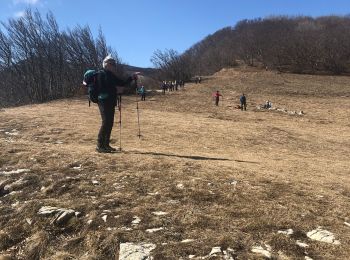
top-left (141, 94), bottom-right (146, 101)
top-left (241, 102), bottom-right (247, 110)
top-left (215, 97), bottom-right (219, 106)
top-left (98, 100), bottom-right (115, 147)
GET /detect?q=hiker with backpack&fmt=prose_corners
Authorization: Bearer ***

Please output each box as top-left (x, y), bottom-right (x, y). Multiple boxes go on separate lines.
top-left (84, 55), bottom-right (137, 153)
top-left (138, 85), bottom-right (146, 101)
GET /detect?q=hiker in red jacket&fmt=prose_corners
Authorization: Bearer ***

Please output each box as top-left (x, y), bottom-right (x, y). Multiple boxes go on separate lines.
top-left (213, 90), bottom-right (222, 106)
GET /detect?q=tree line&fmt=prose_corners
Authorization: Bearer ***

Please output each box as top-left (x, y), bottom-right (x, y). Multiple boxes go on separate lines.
top-left (0, 9), bottom-right (122, 107)
top-left (152, 15), bottom-right (350, 79)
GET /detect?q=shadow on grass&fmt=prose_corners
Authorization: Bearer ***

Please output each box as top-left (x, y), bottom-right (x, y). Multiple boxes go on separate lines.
top-left (125, 150), bottom-right (259, 163)
top-left (125, 150), bottom-right (229, 161)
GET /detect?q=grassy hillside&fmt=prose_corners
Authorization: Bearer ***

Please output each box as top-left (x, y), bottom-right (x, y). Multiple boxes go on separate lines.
top-left (0, 68), bottom-right (349, 259)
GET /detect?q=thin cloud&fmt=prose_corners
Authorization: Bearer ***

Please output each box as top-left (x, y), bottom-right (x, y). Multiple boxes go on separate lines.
top-left (13, 0), bottom-right (40, 5)
top-left (14, 10), bottom-right (26, 18)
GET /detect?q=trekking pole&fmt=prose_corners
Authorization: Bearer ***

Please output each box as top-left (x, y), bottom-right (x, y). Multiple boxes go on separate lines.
top-left (135, 77), bottom-right (142, 139)
top-left (118, 95), bottom-right (122, 151)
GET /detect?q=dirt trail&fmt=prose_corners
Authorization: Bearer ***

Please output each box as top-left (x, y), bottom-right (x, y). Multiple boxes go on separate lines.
top-left (0, 68), bottom-right (349, 259)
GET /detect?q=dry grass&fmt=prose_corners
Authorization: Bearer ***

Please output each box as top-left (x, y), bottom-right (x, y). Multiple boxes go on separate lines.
top-left (0, 67), bottom-right (349, 259)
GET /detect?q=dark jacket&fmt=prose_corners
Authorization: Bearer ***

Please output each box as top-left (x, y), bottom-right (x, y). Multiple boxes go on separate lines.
top-left (98, 70), bottom-right (133, 103)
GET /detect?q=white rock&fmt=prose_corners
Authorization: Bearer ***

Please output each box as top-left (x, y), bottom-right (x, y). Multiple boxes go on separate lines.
top-left (229, 180), bottom-right (238, 186)
top-left (119, 242), bottom-right (156, 260)
top-left (305, 257), bottom-right (313, 260)
top-left (72, 165), bottom-right (81, 170)
top-left (176, 183), bottom-right (184, 189)
top-left (147, 192), bottom-right (159, 196)
top-left (92, 180), bottom-right (99, 185)
top-left (307, 227), bottom-right (340, 245)
top-left (87, 219), bottom-right (93, 225)
top-left (152, 211), bottom-right (168, 216)
top-left (132, 216), bottom-right (141, 225)
top-left (0, 169), bottom-right (30, 175)
top-left (119, 227), bottom-right (133, 231)
top-left (26, 218), bottom-right (32, 225)
top-left (188, 255), bottom-right (196, 259)
top-left (278, 228), bottom-right (294, 236)
top-left (251, 244), bottom-right (272, 259)
top-left (209, 246), bottom-right (222, 256)
top-left (146, 227), bottom-right (164, 233)
top-left (102, 215), bottom-right (107, 222)
top-left (344, 222), bottom-right (350, 227)
top-left (296, 240), bottom-right (309, 248)
top-left (181, 239), bottom-right (195, 243)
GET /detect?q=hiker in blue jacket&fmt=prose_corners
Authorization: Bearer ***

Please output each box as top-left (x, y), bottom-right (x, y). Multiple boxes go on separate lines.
top-left (138, 85), bottom-right (146, 101)
top-left (96, 55), bottom-right (137, 153)
top-left (240, 93), bottom-right (247, 111)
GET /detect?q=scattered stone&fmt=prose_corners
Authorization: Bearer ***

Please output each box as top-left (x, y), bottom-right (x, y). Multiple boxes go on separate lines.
top-left (102, 215), bottom-right (107, 222)
top-left (296, 240), bottom-right (309, 248)
top-left (167, 199), bottom-right (180, 204)
top-left (152, 211), bottom-right (168, 216)
top-left (146, 227), bottom-right (164, 233)
top-left (87, 220), bottom-right (93, 225)
top-left (305, 257), bottom-right (313, 260)
top-left (72, 165), bottom-right (82, 170)
top-left (209, 247), bottom-right (222, 256)
top-left (176, 183), bottom-right (184, 189)
top-left (344, 222), bottom-right (350, 228)
top-left (189, 255), bottom-right (196, 259)
top-left (54, 140), bottom-right (64, 144)
top-left (26, 218), bottom-right (33, 225)
top-left (131, 216), bottom-right (141, 225)
top-left (119, 227), bottom-right (133, 231)
top-left (11, 201), bottom-right (19, 207)
top-left (306, 227), bottom-right (340, 245)
top-left (181, 239), bottom-right (195, 243)
top-left (5, 129), bottom-right (19, 136)
top-left (229, 180), bottom-right (238, 186)
top-left (54, 210), bottom-right (75, 225)
top-left (92, 180), bottom-right (100, 185)
top-left (278, 228), bottom-right (294, 236)
top-left (119, 242), bottom-right (156, 260)
top-left (251, 244), bottom-right (272, 259)
top-left (0, 169), bottom-right (30, 175)
top-left (147, 192), bottom-right (159, 196)
top-left (38, 206), bottom-right (78, 225)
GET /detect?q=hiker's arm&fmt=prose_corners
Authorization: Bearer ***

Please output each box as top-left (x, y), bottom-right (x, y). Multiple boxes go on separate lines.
top-left (113, 76), bottom-right (133, 86)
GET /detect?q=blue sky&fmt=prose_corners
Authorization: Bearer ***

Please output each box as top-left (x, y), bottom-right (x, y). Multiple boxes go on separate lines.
top-left (1, 0), bottom-right (349, 68)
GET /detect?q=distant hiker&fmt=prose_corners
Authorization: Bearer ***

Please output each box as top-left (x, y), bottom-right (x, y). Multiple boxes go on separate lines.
top-left (240, 93), bottom-right (247, 111)
top-left (198, 76), bottom-right (201, 83)
top-left (213, 90), bottom-right (222, 106)
top-left (161, 81), bottom-right (167, 94)
top-left (138, 85), bottom-right (146, 101)
top-left (96, 55), bottom-right (137, 153)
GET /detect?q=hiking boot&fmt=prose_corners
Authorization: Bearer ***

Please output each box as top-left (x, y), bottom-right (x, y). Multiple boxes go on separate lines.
top-left (105, 145), bottom-right (118, 152)
top-left (96, 146), bottom-right (111, 153)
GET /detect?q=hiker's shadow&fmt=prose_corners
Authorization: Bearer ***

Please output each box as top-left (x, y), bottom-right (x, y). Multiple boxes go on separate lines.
top-left (125, 150), bottom-right (259, 164)
top-left (126, 150), bottom-right (228, 161)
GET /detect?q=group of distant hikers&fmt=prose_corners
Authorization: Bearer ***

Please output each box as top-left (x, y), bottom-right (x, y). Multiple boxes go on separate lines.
top-left (161, 80), bottom-right (186, 93)
top-left (83, 55), bottom-right (248, 153)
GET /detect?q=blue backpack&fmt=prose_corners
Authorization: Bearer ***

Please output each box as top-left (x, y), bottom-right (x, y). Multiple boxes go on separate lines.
top-left (83, 69), bottom-right (105, 106)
